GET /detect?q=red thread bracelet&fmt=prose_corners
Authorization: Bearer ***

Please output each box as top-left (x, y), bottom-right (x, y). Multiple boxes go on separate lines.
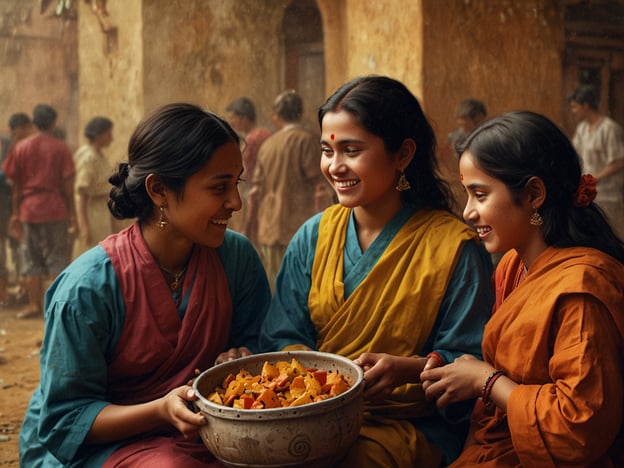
top-left (481, 370), bottom-right (505, 408)
top-left (426, 352), bottom-right (445, 365)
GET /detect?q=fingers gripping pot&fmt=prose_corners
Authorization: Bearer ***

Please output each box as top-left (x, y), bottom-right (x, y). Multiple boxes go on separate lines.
top-left (193, 351), bottom-right (365, 467)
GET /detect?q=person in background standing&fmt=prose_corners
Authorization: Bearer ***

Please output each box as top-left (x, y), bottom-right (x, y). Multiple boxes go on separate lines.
top-left (447, 98), bottom-right (487, 150)
top-left (72, 116), bottom-right (115, 259)
top-left (250, 89), bottom-right (331, 287)
top-left (1, 104), bottom-right (76, 319)
top-left (569, 83), bottom-right (624, 238)
top-left (0, 113), bottom-right (35, 305)
top-left (0, 131), bottom-right (9, 306)
top-left (225, 97), bottom-right (272, 246)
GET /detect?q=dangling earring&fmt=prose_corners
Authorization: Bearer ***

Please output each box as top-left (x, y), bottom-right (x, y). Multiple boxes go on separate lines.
top-left (395, 171), bottom-right (411, 192)
top-left (156, 205), bottom-right (168, 228)
top-left (530, 207), bottom-right (543, 226)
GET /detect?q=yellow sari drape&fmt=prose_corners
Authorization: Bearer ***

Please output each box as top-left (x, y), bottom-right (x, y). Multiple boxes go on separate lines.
top-left (309, 205), bottom-right (478, 467)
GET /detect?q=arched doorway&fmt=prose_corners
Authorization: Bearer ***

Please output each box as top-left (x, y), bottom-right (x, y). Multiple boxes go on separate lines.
top-left (282, 0), bottom-right (325, 131)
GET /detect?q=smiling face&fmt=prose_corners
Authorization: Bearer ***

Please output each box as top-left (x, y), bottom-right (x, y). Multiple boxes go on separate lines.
top-left (460, 151), bottom-right (537, 257)
top-left (320, 110), bottom-right (404, 216)
top-left (163, 140), bottom-right (243, 248)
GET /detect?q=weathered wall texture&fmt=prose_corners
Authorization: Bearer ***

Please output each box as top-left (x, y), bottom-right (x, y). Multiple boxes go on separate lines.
top-left (423, 0), bottom-right (564, 138)
top-left (0, 1), bottom-right (77, 148)
top-left (76, 0), bottom-right (293, 170)
top-left (340, 0), bottom-right (425, 97)
top-left (77, 0), bottom-right (144, 170)
top-left (0, 0), bottom-right (591, 214)
top-left (420, 0), bottom-right (565, 211)
top-left (142, 0), bottom-right (289, 129)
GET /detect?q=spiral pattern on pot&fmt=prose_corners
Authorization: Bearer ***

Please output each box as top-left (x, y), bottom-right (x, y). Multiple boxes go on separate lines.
top-left (288, 433), bottom-right (312, 459)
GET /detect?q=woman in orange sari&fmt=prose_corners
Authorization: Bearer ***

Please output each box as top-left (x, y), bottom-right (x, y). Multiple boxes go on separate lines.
top-left (421, 111), bottom-right (624, 467)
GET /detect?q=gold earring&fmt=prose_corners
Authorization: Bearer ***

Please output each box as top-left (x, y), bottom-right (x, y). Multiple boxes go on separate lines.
top-left (156, 205), bottom-right (168, 228)
top-left (530, 207), bottom-right (543, 226)
top-left (395, 171), bottom-right (411, 192)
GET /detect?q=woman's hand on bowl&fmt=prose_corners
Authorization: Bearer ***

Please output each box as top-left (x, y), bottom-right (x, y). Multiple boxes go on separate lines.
top-left (186, 368), bottom-right (202, 386)
top-left (160, 385), bottom-right (207, 440)
top-left (214, 346), bottom-right (253, 365)
top-left (354, 353), bottom-right (427, 402)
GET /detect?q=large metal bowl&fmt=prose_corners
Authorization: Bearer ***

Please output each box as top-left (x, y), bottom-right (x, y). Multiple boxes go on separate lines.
top-left (193, 350), bottom-right (364, 468)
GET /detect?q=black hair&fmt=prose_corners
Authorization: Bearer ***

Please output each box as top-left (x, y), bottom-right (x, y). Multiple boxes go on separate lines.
top-left (226, 97), bottom-right (256, 122)
top-left (273, 90), bottom-right (303, 122)
top-left (32, 104), bottom-right (57, 131)
top-left (455, 98), bottom-right (487, 120)
top-left (52, 126), bottom-right (66, 141)
top-left (84, 116), bottom-right (113, 141)
top-left (8, 113), bottom-right (31, 130)
top-left (568, 84), bottom-right (600, 111)
top-left (108, 103), bottom-right (240, 221)
top-left (318, 75), bottom-right (454, 212)
top-left (458, 110), bottom-right (624, 263)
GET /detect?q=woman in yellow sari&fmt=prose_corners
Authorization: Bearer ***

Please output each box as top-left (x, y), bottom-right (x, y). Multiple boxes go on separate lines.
top-left (421, 111), bottom-right (624, 466)
top-left (259, 76), bottom-right (494, 467)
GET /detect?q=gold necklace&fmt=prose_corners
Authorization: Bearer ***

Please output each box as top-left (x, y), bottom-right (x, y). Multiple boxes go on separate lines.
top-left (159, 265), bottom-right (187, 290)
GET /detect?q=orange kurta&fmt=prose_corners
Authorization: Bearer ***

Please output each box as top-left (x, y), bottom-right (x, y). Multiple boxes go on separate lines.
top-left (453, 246), bottom-right (624, 467)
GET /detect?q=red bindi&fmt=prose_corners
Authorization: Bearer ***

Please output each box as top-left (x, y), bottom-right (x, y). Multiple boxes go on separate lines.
top-left (330, 134), bottom-right (335, 140)
top-left (460, 173), bottom-right (464, 180)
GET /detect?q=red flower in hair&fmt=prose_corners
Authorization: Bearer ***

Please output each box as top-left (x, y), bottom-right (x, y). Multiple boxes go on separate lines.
top-left (573, 174), bottom-right (597, 207)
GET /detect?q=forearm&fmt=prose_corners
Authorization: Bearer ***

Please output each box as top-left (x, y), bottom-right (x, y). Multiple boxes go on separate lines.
top-left (86, 399), bottom-right (166, 444)
top-left (10, 181), bottom-right (21, 215)
top-left (63, 176), bottom-right (76, 218)
top-left (76, 193), bottom-right (89, 233)
top-left (595, 158), bottom-right (624, 181)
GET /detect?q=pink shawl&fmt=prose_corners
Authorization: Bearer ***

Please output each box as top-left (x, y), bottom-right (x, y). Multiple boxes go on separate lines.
top-left (101, 223), bottom-right (232, 404)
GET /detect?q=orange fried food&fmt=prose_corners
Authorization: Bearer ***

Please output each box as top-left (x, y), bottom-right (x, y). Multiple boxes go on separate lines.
top-left (207, 358), bottom-right (351, 409)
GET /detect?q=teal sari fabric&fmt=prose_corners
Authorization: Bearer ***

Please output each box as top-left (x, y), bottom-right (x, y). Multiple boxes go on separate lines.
top-left (19, 229), bottom-right (270, 467)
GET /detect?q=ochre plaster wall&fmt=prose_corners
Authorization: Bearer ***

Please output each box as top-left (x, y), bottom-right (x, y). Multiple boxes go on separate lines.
top-left (77, 0), bottom-right (296, 148)
top-left (421, 0), bottom-right (565, 211)
top-left (143, 0), bottom-right (289, 130)
top-left (423, 0), bottom-right (564, 138)
top-left (77, 0), bottom-right (144, 170)
top-left (0, 1), bottom-right (77, 147)
top-left (341, 0), bottom-right (425, 97)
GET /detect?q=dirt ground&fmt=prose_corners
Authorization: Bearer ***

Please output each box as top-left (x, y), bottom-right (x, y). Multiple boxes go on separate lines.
top-left (0, 302), bottom-right (42, 467)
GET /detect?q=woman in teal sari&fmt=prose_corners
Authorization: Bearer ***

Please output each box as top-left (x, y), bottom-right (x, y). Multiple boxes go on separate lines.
top-left (20, 104), bottom-right (271, 467)
top-left (259, 76), bottom-right (494, 466)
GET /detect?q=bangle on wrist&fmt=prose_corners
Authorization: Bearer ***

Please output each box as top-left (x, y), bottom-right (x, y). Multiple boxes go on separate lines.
top-left (481, 369), bottom-right (505, 408)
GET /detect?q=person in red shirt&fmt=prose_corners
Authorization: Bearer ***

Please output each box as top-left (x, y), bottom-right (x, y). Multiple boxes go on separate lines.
top-left (0, 112), bottom-right (35, 305)
top-left (2, 104), bottom-right (76, 319)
